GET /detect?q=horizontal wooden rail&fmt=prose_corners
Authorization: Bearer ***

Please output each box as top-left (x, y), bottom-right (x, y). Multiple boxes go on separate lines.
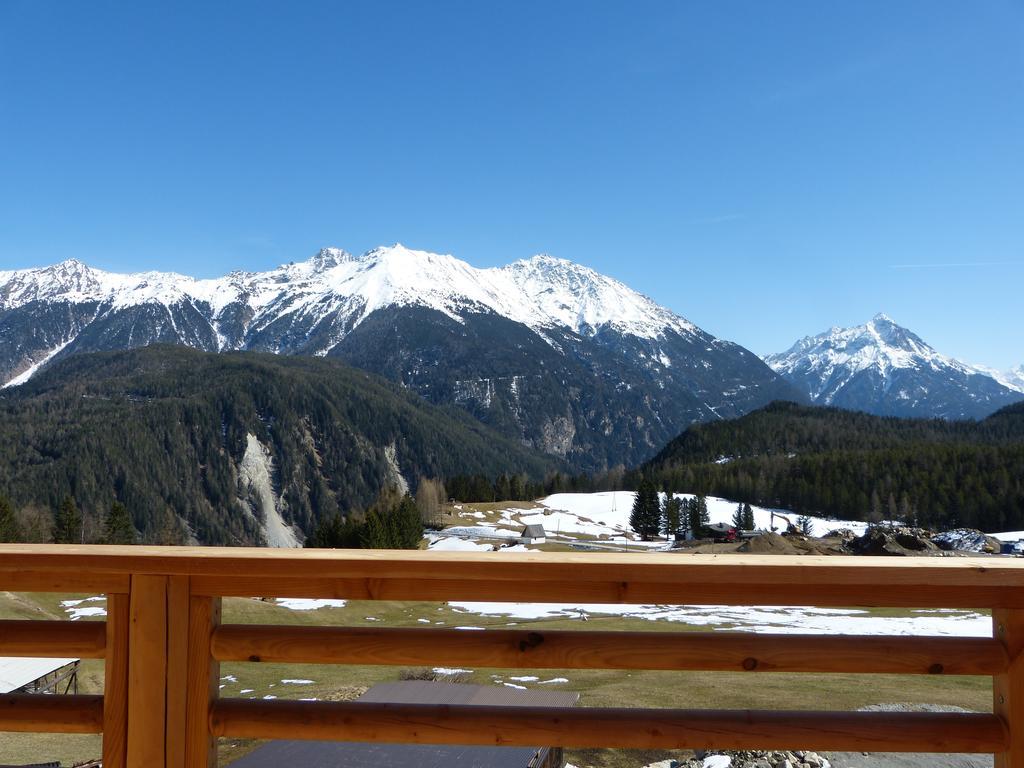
top-left (190, 575), bottom-right (1024, 608)
top-left (210, 700), bottom-right (1008, 753)
top-left (0, 546), bottom-right (1021, 766)
top-left (4, 545), bottom-right (1024, 606)
top-left (0, 569), bottom-right (129, 594)
top-left (0, 619), bottom-right (107, 658)
top-left (0, 693), bottom-right (104, 733)
top-left (213, 624), bottom-right (1008, 676)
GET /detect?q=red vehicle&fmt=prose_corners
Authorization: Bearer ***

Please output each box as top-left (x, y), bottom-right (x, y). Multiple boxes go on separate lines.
top-left (706, 523), bottom-right (738, 542)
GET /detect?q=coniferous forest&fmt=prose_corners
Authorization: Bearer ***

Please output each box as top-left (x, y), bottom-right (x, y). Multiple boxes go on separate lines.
top-left (642, 401), bottom-right (1024, 532)
top-left (0, 346), bottom-right (558, 545)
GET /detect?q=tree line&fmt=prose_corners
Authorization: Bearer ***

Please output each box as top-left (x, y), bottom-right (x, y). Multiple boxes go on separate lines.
top-left (0, 493), bottom-right (136, 545)
top-left (628, 478), bottom-right (754, 540)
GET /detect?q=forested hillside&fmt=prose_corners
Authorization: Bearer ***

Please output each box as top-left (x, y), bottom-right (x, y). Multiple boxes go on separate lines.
top-left (0, 346), bottom-right (557, 545)
top-left (643, 401), bottom-right (1024, 532)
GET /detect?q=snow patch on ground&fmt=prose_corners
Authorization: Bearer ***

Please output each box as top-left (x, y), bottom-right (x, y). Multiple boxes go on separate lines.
top-left (427, 535), bottom-right (495, 551)
top-left (274, 598), bottom-right (347, 611)
top-left (61, 596), bottom-right (107, 621)
top-left (536, 491), bottom-right (869, 539)
top-left (450, 602), bottom-right (989, 636)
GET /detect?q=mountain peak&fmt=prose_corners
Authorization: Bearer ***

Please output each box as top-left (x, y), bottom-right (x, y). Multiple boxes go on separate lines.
top-left (311, 247), bottom-right (351, 270)
top-left (767, 316), bottom-right (1024, 418)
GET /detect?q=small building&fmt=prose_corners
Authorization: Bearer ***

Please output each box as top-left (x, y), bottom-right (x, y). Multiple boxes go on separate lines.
top-left (519, 523), bottom-right (546, 545)
top-left (232, 681), bottom-right (580, 768)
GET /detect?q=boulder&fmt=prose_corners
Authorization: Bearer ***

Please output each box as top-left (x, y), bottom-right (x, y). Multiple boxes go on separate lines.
top-left (932, 527), bottom-right (1002, 554)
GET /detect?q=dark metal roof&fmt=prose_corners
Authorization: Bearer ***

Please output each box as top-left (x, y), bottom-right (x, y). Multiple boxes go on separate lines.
top-left (520, 524), bottom-right (546, 538)
top-left (359, 680), bottom-right (578, 708)
top-left (229, 682), bottom-right (579, 768)
top-left (230, 739), bottom-right (544, 768)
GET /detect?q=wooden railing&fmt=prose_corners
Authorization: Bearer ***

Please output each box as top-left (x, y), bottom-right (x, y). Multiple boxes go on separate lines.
top-left (1, 545), bottom-right (1023, 766)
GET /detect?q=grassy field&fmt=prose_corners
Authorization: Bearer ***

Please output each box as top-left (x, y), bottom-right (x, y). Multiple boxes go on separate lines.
top-left (0, 586), bottom-right (993, 767)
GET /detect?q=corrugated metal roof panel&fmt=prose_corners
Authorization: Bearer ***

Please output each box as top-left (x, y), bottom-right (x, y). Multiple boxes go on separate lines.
top-left (0, 657), bottom-right (77, 694)
top-left (230, 740), bottom-right (544, 768)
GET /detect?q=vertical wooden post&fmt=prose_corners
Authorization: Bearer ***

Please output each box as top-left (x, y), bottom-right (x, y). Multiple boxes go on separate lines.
top-left (994, 609), bottom-right (1024, 767)
top-left (127, 574), bottom-right (169, 767)
top-left (166, 576), bottom-right (190, 768)
top-left (185, 594), bottom-right (222, 768)
top-left (102, 592), bottom-right (130, 768)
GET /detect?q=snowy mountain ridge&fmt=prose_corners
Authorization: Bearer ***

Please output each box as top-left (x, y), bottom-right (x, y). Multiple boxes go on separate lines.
top-left (0, 244), bottom-right (695, 351)
top-left (766, 313), bottom-right (1024, 419)
top-left (974, 363), bottom-right (1024, 395)
top-left (0, 244), bottom-right (798, 469)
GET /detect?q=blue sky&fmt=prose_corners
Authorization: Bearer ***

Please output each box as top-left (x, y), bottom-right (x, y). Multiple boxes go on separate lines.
top-left (1, 1), bottom-right (1021, 367)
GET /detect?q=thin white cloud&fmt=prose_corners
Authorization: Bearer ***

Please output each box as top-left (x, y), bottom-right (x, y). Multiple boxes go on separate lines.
top-left (889, 261), bottom-right (1022, 269)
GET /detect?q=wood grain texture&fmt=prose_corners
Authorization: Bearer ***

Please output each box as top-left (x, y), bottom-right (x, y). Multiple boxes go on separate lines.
top-left (127, 574), bottom-right (168, 767)
top-left (0, 619), bottom-right (106, 658)
top-left (0, 567), bottom-right (128, 594)
top-left (1, 545), bottom-right (1023, 600)
top-left (994, 609), bottom-right (1024, 767)
top-left (212, 624), bottom-right (1007, 676)
top-left (166, 576), bottom-right (189, 768)
top-left (0, 693), bottom-right (104, 733)
top-left (185, 595), bottom-right (221, 768)
top-left (210, 700), bottom-right (1008, 753)
top-left (103, 593), bottom-right (130, 768)
top-left (189, 574), bottom-right (1024, 608)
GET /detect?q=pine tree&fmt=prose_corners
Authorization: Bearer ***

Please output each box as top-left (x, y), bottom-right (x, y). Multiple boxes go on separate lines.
top-left (796, 514), bottom-right (814, 536)
top-left (0, 496), bottom-right (21, 542)
top-left (359, 510), bottom-right (389, 548)
top-left (688, 495), bottom-right (710, 537)
top-left (53, 496), bottom-right (82, 544)
top-left (731, 503), bottom-right (745, 530)
top-left (661, 493), bottom-right (683, 539)
top-left (394, 495), bottom-right (425, 549)
top-left (103, 502), bottom-right (136, 545)
top-left (742, 502), bottom-right (755, 531)
top-left (630, 479), bottom-right (661, 540)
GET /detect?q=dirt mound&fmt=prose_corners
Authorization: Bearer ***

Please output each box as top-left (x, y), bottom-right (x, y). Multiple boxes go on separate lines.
top-left (738, 532), bottom-right (799, 555)
top-left (848, 526), bottom-right (939, 556)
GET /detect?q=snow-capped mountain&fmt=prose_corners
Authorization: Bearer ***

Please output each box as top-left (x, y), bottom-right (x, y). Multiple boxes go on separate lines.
top-left (0, 245), bottom-right (801, 469)
top-left (974, 364), bottom-right (1024, 395)
top-left (765, 314), bottom-right (1024, 419)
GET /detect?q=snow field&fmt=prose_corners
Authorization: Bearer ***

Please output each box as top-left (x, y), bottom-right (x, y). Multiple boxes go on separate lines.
top-left (449, 602), bottom-right (989, 637)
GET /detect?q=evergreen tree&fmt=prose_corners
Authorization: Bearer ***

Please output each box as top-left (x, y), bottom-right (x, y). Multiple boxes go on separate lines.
top-left (661, 493), bottom-right (683, 539)
top-left (103, 502), bottom-right (136, 545)
top-left (630, 479), bottom-right (661, 540)
top-left (688, 495), bottom-right (710, 537)
top-left (0, 496), bottom-right (20, 542)
top-left (53, 495), bottom-right (82, 544)
top-left (306, 513), bottom-right (363, 548)
top-left (731, 503), bottom-right (745, 530)
top-left (742, 502), bottom-right (755, 531)
top-left (796, 514), bottom-right (814, 536)
top-left (392, 495), bottom-right (425, 549)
